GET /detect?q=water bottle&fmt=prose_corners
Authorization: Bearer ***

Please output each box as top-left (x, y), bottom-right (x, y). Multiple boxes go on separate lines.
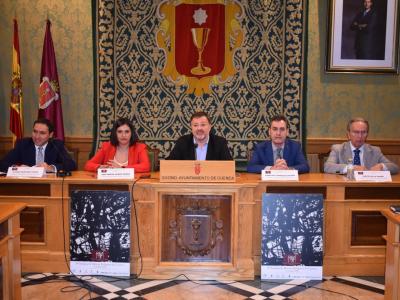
top-left (346, 158), bottom-right (354, 180)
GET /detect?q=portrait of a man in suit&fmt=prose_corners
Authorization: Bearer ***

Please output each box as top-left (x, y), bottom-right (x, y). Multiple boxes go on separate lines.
top-left (341, 0), bottom-right (387, 60)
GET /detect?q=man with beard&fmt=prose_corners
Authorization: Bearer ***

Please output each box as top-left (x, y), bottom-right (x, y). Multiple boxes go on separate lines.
top-left (167, 111), bottom-right (232, 160)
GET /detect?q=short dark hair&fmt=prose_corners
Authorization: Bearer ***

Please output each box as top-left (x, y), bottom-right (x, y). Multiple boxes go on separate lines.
top-left (365, 0), bottom-right (374, 6)
top-left (347, 117), bottom-right (369, 132)
top-left (190, 111), bottom-right (211, 124)
top-left (270, 115), bottom-right (288, 127)
top-left (33, 118), bottom-right (54, 133)
top-left (110, 118), bottom-right (138, 146)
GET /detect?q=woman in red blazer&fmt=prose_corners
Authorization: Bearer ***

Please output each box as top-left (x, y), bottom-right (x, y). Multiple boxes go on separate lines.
top-left (84, 118), bottom-right (150, 172)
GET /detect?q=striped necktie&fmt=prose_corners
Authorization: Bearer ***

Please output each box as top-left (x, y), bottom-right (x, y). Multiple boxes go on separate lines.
top-left (36, 146), bottom-right (44, 165)
top-left (353, 148), bottom-right (361, 166)
top-left (276, 148), bottom-right (283, 160)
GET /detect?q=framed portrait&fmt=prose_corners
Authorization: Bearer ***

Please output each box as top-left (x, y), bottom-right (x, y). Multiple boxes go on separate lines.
top-left (326, 0), bottom-right (399, 73)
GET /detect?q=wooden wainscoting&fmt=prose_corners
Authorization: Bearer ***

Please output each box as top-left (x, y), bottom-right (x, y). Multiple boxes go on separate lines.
top-left (1, 137), bottom-right (399, 172)
top-left (64, 137), bottom-right (93, 170)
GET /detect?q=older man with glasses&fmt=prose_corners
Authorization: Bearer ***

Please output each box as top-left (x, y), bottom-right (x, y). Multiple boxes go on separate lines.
top-left (324, 117), bottom-right (398, 174)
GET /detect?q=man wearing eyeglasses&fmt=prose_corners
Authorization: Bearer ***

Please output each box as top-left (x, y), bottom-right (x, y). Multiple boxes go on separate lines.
top-left (324, 117), bottom-right (398, 174)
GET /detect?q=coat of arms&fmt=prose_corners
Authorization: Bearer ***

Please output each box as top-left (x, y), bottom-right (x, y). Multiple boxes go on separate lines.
top-left (156, 0), bottom-right (244, 95)
top-left (169, 203), bottom-right (223, 256)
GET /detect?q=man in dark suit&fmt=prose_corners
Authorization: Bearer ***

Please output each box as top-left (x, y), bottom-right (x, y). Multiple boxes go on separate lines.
top-left (167, 111), bottom-right (232, 160)
top-left (324, 117), bottom-right (398, 174)
top-left (350, 0), bottom-right (382, 59)
top-left (247, 115), bottom-right (309, 173)
top-left (0, 118), bottom-right (77, 173)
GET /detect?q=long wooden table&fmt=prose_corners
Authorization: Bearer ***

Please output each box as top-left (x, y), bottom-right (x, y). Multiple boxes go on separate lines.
top-left (0, 202), bottom-right (26, 300)
top-left (0, 172), bottom-right (399, 280)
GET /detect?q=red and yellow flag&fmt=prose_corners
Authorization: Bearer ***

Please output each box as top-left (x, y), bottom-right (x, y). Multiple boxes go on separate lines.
top-left (10, 18), bottom-right (23, 145)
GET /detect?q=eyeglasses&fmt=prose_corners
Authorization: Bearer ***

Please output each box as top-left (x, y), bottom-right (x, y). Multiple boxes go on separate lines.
top-left (350, 130), bottom-right (368, 136)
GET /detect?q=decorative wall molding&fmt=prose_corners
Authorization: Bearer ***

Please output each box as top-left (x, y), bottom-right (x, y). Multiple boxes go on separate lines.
top-left (307, 138), bottom-right (400, 155)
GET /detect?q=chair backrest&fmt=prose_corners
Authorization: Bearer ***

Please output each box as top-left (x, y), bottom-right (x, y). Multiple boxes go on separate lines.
top-left (247, 149), bottom-right (253, 161)
top-left (66, 147), bottom-right (79, 165)
top-left (318, 152), bottom-right (330, 173)
top-left (306, 153), bottom-right (320, 173)
top-left (147, 148), bottom-right (160, 172)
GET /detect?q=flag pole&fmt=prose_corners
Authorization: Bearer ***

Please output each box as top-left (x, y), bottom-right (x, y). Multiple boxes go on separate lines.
top-left (38, 17), bottom-right (65, 141)
top-left (10, 18), bottom-right (24, 147)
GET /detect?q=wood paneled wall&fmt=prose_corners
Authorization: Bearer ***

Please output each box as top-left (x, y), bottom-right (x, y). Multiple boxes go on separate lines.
top-left (1, 137), bottom-right (399, 172)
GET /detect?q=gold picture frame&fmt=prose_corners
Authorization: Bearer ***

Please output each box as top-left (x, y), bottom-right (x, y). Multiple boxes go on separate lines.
top-left (326, 0), bottom-right (399, 74)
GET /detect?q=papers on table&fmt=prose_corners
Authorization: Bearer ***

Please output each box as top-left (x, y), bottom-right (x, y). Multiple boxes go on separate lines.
top-left (7, 166), bottom-right (45, 178)
top-left (353, 171), bottom-right (391, 182)
top-left (97, 168), bottom-right (135, 180)
top-left (261, 169), bottom-right (299, 181)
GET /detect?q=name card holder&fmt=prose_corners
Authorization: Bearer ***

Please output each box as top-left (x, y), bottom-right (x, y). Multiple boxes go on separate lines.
top-left (97, 168), bottom-right (135, 180)
top-left (354, 170), bottom-right (392, 182)
top-left (7, 166), bottom-right (45, 178)
top-left (261, 169), bottom-right (299, 181)
top-left (160, 160), bottom-right (235, 183)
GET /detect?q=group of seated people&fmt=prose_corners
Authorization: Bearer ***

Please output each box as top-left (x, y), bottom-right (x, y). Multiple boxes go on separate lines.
top-left (0, 112), bottom-right (398, 175)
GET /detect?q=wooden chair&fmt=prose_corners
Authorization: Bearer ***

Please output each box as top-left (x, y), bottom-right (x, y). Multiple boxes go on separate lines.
top-left (318, 152), bottom-right (330, 173)
top-left (147, 147), bottom-right (160, 172)
top-left (247, 149), bottom-right (253, 161)
top-left (66, 147), bottom-right (79, 164)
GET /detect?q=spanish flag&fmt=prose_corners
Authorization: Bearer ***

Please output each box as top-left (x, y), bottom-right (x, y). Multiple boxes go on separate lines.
top-left (10, 19), bottom-right (23, 145)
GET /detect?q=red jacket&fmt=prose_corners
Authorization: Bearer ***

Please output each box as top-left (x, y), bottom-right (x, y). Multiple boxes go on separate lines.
top-left (84, 141), bottom-right (150, 172)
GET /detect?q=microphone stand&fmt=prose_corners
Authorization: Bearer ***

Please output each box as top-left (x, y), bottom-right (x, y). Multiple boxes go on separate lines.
top-left (49, 138), bottom-right (72, 177)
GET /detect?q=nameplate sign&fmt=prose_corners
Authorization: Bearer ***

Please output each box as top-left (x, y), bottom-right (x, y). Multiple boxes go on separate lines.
top-left (160, 160), bottom-right (235, 183)
top-left (354, 171), bottom-right (392, 182)
top-left (7, 166), bottom-right (45, 178)
top-left (261, 169), bottom-right (299, 181)
top-left (97, 168), bottom-right (135, 180)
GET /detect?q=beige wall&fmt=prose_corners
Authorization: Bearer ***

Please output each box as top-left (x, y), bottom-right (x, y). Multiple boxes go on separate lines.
top-left (306, 1), bottom-right (400, 139)
top-left (0, 1), bottom-right (398, 140)
top-left (0, 0), bottom-right (93, 137)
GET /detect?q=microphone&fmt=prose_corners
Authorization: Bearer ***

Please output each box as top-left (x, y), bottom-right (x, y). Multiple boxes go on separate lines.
top-left (49, 138), bottom-right (73, 177)
top-left (194, 143), bottom-right (198, 160)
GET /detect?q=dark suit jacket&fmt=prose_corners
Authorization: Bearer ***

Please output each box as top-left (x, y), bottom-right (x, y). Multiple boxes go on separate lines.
top-left (350, 8), bottom-right (381, 59)
top-left (247, 139), bottom-right (309, 174)
top-left (0, 138), bottom-right (77, 172)
top-left (167, 133), bottom-right (232, 160)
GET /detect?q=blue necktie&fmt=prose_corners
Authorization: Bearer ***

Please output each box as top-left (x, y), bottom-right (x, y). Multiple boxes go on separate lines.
top-left (353, 149), bottom-right (361, 166)
top-left (36, 146), bottom-right (44, 165)
top-left (276, 148), bottom-right (282, 161)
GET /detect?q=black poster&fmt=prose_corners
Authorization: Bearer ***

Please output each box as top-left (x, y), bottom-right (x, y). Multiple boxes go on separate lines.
top-left (70, 190), bottom-right (131, 276)
top-left (261, 193), bottom-right (323, 280)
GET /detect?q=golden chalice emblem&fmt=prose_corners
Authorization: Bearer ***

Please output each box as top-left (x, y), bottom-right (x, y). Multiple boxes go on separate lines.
top-left (190, 28), bottom-right (211, 75)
